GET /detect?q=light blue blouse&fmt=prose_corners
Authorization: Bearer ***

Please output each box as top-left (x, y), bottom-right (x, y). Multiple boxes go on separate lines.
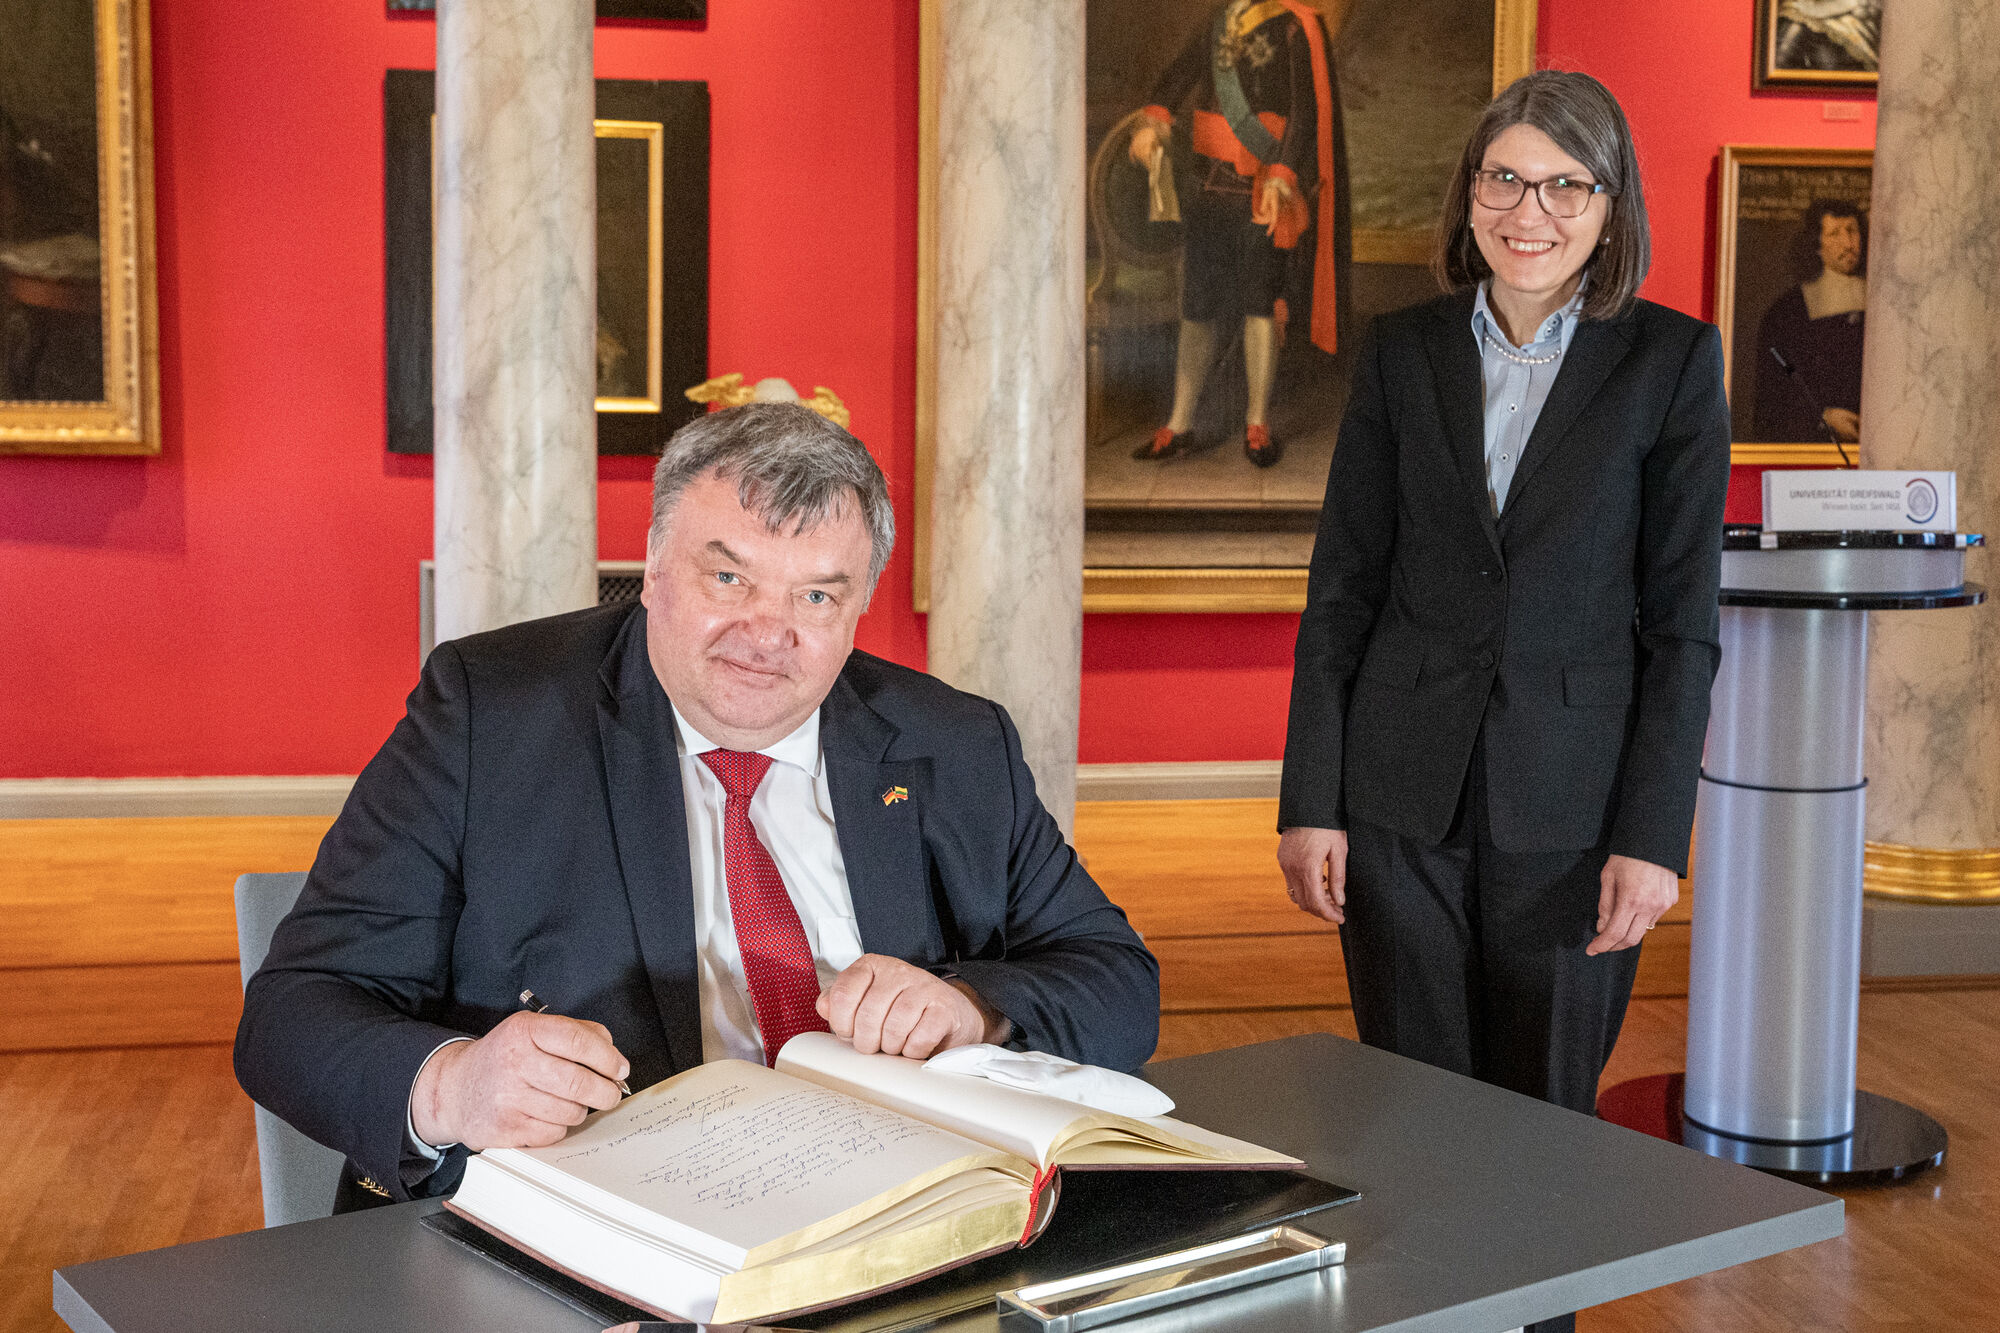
top-left (1471, 280), bottom-right (1588, 515)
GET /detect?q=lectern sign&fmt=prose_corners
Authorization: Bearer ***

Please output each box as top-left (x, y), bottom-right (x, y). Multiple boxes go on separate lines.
top-left (1762, 470), bottom-right (1957, 532)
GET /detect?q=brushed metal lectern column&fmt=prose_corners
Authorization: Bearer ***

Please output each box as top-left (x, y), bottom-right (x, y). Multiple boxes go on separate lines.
top-left (1600, 528), bottom-right (1983, 1184)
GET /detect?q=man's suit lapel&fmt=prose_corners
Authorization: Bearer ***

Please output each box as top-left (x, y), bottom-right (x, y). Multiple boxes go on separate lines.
top-left (1500, 311), bottom-right (1637, 513)
top-left (820, 669), bottom-right (933, 962)
top-left (593, 609), bottom-right (703, 1077)
top-left (1424, 293), bottom-right (1503, 562)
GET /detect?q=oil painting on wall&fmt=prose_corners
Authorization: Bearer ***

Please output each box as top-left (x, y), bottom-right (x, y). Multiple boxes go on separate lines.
top-left (1076, 0), bottom-right (1532, 597)
top-left (1715, 145), bottom-right (1872, 463)
top-left (1755, 0), bottom-right (1881, 89)
top-left (0, 0), bottom-right (159, 455)
top-left (384, 70), bottom-right (709, 455)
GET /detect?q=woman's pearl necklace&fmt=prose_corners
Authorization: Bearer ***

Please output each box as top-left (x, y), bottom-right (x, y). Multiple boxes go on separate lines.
top-left (1483, 332), bottom-right (1561, 366)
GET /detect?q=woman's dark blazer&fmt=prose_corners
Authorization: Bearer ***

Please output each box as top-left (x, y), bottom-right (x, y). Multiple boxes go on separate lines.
top-left (1278, 289), bottom-right (1732, 876)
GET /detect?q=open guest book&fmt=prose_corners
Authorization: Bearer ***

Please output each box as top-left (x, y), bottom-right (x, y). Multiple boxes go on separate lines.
top-left (444, 1033), bottom-right (1303, 1324)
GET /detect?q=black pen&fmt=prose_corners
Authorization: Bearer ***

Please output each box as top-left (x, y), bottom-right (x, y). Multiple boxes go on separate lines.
top-left (520, 988), bottom-right (633, 1096)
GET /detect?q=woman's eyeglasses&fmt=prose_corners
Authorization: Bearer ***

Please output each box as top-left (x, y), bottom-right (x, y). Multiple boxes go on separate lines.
top-left (1471, 169), bottom-right (1614, 219)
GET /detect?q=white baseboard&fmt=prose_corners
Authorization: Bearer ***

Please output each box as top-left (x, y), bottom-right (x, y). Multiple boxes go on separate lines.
top-left (0, 776), bottom-right (357, 819)
top-left (1075, 761), bottom-right (1281, 802)
top-left (1, 762), bottom-right (1279, 818)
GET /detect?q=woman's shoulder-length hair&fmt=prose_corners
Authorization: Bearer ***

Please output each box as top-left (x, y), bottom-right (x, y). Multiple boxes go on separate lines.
top-left (1432, 69), bottom-right (1651, 324)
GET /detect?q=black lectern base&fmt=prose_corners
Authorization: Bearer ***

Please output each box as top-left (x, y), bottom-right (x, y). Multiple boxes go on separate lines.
top-left (1598, 1073), bottom-right (1946, 1185)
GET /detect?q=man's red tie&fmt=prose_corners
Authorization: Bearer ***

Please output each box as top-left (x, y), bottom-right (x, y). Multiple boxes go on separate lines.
top-left (699, 748), bottom-right (832, 1065)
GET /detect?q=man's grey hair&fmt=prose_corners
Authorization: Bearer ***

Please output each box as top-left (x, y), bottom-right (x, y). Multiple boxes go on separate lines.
top-left (649, 402), bottom-right (896, 591)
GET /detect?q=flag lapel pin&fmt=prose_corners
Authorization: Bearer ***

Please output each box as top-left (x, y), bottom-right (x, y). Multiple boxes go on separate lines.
top-left (881, 785), bottom-right (909, 806)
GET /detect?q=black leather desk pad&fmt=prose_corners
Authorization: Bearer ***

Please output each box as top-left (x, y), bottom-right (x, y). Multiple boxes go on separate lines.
top-left (420, 1170), bottom-right (1359, 1332)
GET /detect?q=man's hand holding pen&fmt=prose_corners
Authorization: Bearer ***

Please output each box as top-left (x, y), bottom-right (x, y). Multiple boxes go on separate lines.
top-left (410, 1011), bottom-right (630, 1151)
top-left (411, 961), bottom-right (1012, 1151)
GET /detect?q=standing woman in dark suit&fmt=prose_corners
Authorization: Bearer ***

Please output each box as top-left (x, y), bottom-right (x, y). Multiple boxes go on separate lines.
top-left (1276, 71), bottom-right (1729, 1152)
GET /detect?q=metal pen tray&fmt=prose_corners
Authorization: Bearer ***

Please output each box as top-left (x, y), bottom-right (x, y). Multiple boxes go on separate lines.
top-left (995, 1224), bottom-right (1345, 1332)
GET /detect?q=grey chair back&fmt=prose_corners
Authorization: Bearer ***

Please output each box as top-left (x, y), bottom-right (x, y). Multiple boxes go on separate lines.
top-left (234, 872), bottom-right (347, 1227)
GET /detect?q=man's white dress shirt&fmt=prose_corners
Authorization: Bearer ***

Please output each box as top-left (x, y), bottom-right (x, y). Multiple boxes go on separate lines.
top-left (671, 704), bottom-right (865, 1065)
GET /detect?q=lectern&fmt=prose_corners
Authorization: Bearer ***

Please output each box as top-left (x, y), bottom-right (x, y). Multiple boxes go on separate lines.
top-left (1601, 527), bottom-right (1984, 1184)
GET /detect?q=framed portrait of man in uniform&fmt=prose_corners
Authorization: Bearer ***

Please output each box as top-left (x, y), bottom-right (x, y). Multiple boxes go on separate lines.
top-left (1714, 145), bottom-right (1872, 466)
top-left (1754, 0), bottom-right (1882, 90)
top-left (915, 0), bottom-right (1537, 613)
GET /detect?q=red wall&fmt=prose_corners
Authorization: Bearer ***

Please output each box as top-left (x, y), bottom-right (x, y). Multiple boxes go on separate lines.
top-left (0, 1), bottom-right (1877, 779)
top-left (0, 1), bottom-right (921, 778)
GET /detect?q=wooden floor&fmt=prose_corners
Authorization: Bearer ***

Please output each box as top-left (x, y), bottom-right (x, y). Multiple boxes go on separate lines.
top-left (1588, 989), bottom-right (2000, 1332)
top-left (6, 802), bottom-right (2000, 1330)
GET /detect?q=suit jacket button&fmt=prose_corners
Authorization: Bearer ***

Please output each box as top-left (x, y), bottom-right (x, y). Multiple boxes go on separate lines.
top-left (1477, 650), bottom-right (1496, 670)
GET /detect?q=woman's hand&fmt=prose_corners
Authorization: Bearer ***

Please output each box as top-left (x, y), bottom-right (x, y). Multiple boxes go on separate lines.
top-left (1587, 854), bottom-right (1678, 955)
top-left (1278, 827), bottom-right (1348, 924)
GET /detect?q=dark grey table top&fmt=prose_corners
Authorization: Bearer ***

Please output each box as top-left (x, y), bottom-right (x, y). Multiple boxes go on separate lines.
top-left (56, 1034), bottom-right (1843, 1333)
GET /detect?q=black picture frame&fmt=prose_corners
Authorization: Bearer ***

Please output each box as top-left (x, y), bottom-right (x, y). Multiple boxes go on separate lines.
top-left (384, 70), bottom-right (709, 455)
top-left (388, 1), bottom-right (706, 17)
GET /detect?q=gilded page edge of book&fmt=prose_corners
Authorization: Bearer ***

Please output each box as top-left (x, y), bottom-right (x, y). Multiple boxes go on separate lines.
top-left (716, 1192), bottom-right (1032, 1324)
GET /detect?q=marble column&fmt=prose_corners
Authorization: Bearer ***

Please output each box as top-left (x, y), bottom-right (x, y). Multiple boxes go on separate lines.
top-left (928, 0), bottom-right (1087, 832)
top-left (1859, 2), bottom-right (2000, 864)
top-left (432, 0), bottom-right (598, 644)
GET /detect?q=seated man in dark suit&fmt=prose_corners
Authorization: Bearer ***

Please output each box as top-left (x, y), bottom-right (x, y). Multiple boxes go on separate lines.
top-left (236, 402), bottom-right (1160, 1209)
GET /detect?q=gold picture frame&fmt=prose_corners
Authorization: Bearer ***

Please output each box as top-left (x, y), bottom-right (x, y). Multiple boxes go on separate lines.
top-left (0, 0), bottom-right (161, 456)
top-left (914, 0), bottom-right (1538, 614)
top-left (1753, 0), bottom-right (1880, 91)
top-left (589, 118), bottom-right (666, 416)
top-left (1715, 145), bottom-right (1873, 467)
top-left (430, 115), bottom-right (668, 414)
